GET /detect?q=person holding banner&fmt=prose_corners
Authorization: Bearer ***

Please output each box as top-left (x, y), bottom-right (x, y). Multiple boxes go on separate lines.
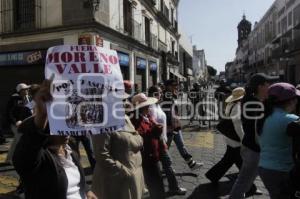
top-left (131, 93), bottom-right (166, 199)
top-left (12, 79), bottom-right (97, 199)
top-left (91, 92), bottom-right (145, 199)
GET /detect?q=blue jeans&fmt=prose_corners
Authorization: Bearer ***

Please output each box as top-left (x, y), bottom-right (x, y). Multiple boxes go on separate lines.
top-left (167, 130), bottom-right (192, 161)
top-left (160, 149), bottom-right (179, 190)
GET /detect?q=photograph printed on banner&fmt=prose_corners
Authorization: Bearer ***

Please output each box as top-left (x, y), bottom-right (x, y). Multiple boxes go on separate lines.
top-left (45, 45), bottom-right (125, 136)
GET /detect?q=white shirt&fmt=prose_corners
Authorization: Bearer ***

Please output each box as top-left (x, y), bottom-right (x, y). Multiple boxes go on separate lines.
top-left (224, 102), bottom-right (245, 148)
top-left (149, 104), bottom-right (168, 142)
top-left (59, 146), bottom-right (84, 199)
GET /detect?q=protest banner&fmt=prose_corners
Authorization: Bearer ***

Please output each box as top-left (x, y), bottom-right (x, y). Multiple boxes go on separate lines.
top-left (45, 45), bottom-right (125, 136)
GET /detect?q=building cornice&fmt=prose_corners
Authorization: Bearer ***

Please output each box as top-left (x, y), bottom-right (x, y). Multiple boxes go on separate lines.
top-left (0, 21), bottom-right (160, 57)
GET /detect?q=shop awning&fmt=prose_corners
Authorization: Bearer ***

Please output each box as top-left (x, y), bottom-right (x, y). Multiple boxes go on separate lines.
top-left (170, 71), bottom-right (187, 81)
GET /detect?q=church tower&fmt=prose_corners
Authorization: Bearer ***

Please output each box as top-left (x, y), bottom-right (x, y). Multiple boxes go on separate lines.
top-left (237, 14), bottom-right (252, 46)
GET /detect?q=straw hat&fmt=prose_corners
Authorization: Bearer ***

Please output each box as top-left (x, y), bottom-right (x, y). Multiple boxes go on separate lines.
top-left (120, 92), bottom-right (130, 100)
top-left (225, 87), bottom-right (245, 103)
top-left (131, 93), bottom-right (158, 110)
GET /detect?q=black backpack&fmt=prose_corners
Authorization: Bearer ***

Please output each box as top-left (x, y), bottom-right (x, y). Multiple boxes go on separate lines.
top-left (216, 103), bottom-right (241, 142)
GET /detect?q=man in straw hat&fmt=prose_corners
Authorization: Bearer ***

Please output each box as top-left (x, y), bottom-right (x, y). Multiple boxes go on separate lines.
top-left (205, 87), bottom-right (260, 196)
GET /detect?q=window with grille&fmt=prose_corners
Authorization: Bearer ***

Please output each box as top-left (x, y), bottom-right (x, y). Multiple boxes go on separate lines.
top-left (14, 0), bottom-right (35, 31)
top-left (123, 0), bottom-right (132, 35)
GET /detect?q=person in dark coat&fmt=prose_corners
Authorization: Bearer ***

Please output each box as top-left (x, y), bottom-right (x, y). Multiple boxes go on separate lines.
top-left (206, 87), bottom-right (260, 197)
top-left (12, 79), bottom-right (97, 199)
top-left (188, 83), bottom-right (206, 125)
top-left (6, 83), bottom-right (33, 164)
top-left (229, 73), bottom-right (278, 199)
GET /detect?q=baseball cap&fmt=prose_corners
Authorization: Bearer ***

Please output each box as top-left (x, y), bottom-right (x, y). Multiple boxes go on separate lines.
top-left (248, 73), bottom-right (279, 89)
top-left (16, 83), bottom-right (31, 92)
top-left (268, 82), bottom-right (300, 103)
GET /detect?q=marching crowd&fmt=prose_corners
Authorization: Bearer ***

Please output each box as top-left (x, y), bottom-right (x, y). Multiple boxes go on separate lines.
top-left (1, 72), bottom-right (300, 199)
top-left (1, 78), bottom-right (203, 199)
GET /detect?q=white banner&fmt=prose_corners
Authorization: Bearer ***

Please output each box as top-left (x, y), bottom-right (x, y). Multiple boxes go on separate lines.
top-left (45, 45), bottom-right (125, 136)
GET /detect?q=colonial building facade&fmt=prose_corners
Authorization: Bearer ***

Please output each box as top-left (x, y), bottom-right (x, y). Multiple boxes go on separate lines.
top-left (227, 0), bottom-right (300, 85)
top-left (0, 0), bottom-right (181, 112)
top-left (179, 27), bottom-right (193, 89)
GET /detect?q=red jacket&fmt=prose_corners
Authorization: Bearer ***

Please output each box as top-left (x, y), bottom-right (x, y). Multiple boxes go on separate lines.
top-left (131, 115), bottom-right (166, 163)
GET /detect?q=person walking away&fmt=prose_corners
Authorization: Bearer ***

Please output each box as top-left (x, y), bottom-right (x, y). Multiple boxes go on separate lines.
top-left (229, 73), bottom-right (278, 199)
top-left (188, 83), bottom-right (206, 126)
top-left (258, 83), bottom-right (300, 199)
top-left (162, 79), bottom-right (203, 171)
top-left (148, 85), bottom-right (187, 196)
top-left (6, 83), bottom-right (32, 164)
top-left (130, 93), bottom-right (166, 199)
top-left (214, 80), bottom-right (231, 115)
top-left (205, 87), bottom-right (260, 196)
top-left (91, 92), bottom-right (144, 199)
top-left (12, 79), bottom-right (97, 199)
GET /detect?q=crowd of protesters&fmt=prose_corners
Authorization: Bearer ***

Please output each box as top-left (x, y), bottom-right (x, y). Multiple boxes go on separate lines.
top-left (212, 73), bottom-right (300, 199)
top-left (0, 77), bottom-right (205, 199)
top-left (1, 71), bottom-right (300, 199)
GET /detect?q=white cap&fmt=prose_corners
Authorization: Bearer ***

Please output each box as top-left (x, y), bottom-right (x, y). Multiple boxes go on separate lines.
top-left (16, 83), bottom-right (31, 92)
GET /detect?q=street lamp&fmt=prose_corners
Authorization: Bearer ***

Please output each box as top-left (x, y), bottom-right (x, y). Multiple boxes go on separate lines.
top-left (83, 0), bottom-right (101, 12)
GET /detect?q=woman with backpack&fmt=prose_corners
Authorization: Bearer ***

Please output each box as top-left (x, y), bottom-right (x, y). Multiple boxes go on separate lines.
top-left (205, 87), bottom-right (258, 196)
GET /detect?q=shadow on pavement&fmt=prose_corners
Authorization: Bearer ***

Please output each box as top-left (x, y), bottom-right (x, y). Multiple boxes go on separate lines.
top-left (187, 180), bottom-right (234, 199)
top-left (162, 172), bottom-right (198, 179)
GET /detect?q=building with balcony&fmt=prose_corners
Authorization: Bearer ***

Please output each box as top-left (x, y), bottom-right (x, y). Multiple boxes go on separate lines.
top-left (0, 0), bottom-right (181, 112)
top-left (178, 26), bottom-right (192, 89)
top-left (228, 0), bottom-right (300, 85)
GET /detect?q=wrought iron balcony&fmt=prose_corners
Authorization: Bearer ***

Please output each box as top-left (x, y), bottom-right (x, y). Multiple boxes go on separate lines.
top-left (158, 5), bottom-right (171, 26)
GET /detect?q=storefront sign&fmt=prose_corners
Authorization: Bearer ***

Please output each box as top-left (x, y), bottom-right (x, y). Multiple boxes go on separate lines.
top-left (0, 51), bottom-right (46, 66)
top-left (118, 52), bottom-right (130, 67)
top-left (149, 61), bottom-right (157, 72)
top-left (45, 45), bottom-right (125, 136)
top-left (136, 57), bottom-right (146, 70)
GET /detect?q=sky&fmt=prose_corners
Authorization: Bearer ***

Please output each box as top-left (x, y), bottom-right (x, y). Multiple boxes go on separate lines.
top-left (179, 0), bottom-right (275, 73)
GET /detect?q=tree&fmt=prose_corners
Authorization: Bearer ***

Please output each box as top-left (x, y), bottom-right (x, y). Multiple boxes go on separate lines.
top-left (207, 65), bottom-right (217, 77)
